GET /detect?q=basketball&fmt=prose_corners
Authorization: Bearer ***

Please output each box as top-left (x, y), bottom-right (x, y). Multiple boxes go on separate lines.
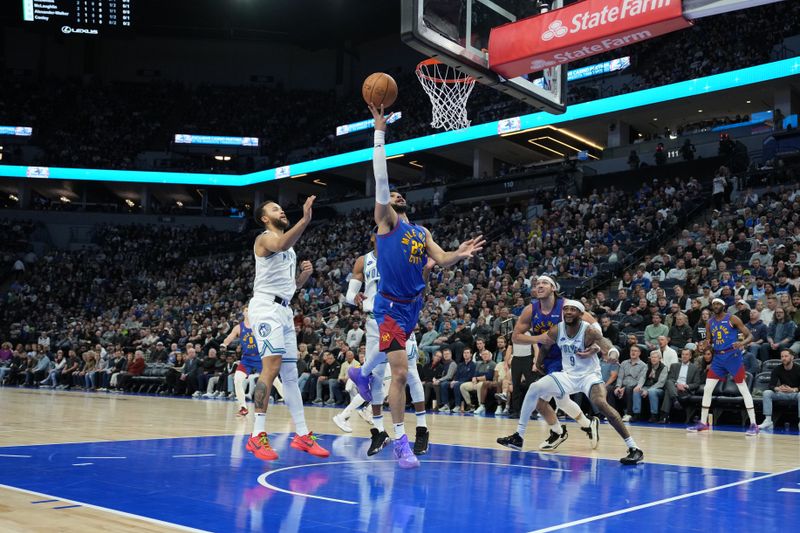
top-left (362, 72), bottom-right (398, 108)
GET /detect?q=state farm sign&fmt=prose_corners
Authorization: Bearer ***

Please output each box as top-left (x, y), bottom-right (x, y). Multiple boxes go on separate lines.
top-left (489, 0), bottom-right (691, 79)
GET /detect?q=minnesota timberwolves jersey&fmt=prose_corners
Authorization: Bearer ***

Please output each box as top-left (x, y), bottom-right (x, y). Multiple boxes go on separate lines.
top-left (363, 251), bottom-right (379, 313)
top-left (557, 320), bottom-right (600, 376)
top-left (376, 219), bottom-right (427, 298)
top-left (252, 230), bottom-right (296, 303)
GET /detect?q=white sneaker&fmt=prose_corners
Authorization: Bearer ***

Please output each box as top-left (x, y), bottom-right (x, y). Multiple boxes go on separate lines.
top-left (357, 406), bottom-right (374, 426)
top-left (452, 406), bottom-right (461, 413)
top-left (202, 393), bottom-right (214, 398)
top-left (192, 391), bottom-right (202, 398)
top-left (332, 413), bottom-right (353, 433)
top-left (440, 405), bottom-right (451, 413)
top-left (758, 420), bottom-right (774, 430)
top-left (622, 414), bottom-right (632, 423)
top-left (474, 405), bottom-right (486, 416)
top-left (494, 406), bottom-right (503, 415)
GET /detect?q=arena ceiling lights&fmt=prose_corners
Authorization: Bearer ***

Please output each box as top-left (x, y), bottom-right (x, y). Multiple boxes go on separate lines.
top-left (0, 57), bottom-right (798, 186)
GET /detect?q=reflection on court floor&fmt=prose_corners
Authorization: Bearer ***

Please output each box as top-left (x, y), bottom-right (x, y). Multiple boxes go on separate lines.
top-left (1, 433), bottom-right (798, 532)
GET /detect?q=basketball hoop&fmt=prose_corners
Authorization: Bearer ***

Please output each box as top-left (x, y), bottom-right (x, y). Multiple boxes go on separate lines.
top-left (416, 59), bottom-right (476, 131)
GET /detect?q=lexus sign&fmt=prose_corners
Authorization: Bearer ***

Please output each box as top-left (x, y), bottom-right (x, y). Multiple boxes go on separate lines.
top-left (489, 0), bottom-right (691, 79)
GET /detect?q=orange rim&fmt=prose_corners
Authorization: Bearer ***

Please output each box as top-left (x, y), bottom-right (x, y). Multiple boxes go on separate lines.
top-left (416, 58), bottom-right (476, 84)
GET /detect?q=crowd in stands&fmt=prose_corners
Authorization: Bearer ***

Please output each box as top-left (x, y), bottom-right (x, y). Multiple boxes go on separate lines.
top-left (1, 3), bottom-right (798, 174)
top-left (4, 162), bottom-right (798, 426)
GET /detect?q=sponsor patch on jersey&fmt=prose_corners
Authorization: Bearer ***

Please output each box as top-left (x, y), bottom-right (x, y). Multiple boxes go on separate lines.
top-left (258, 322), bottom-right (272, 338)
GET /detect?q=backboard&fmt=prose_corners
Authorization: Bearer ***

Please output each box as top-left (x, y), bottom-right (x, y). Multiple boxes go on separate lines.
top-left (401, 0), bottom-right (567, 114)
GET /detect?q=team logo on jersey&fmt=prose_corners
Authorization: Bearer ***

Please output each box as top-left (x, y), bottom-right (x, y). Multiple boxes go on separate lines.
top-left (381, 333), bottom-right (391, 342)
top-left (258, 323), bottom-right (272, 338)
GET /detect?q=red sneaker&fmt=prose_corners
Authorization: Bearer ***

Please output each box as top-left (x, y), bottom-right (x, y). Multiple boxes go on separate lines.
top-left (290, 432), bottom-right (330, 458)
top-left (237, 407), bottom-right (249, 417)
top-left (246, 432), bottom-right (279, 461)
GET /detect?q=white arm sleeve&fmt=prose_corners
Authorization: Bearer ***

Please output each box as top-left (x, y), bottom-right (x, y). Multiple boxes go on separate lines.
top-left (345, 279), bottom-right (363, 305)
top-left (373, 130), bottom-right (390, 205)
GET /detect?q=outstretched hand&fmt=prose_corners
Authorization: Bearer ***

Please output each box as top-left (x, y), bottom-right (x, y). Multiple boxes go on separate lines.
top-left (368, 103), bottom-right (387, 132)
top-left (456, 235), bottom-right (486, 260)
top-left (302, 195), bottom-right (316, 221)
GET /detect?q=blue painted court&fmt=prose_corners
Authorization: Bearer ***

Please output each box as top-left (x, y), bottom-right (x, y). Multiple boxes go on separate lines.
top-left (1, 433), bottom-right (798, 532)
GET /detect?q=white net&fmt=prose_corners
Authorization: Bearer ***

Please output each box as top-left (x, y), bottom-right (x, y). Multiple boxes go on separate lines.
top-left (416, 60), bottom-right (476, 131)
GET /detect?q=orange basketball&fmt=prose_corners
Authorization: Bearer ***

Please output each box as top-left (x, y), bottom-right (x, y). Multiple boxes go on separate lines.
top-left (362, 72), bottom-right (398, 108)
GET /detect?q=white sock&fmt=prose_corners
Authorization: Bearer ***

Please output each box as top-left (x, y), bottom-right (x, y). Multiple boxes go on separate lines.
top-left (342, 393), bottom-right (363, 419)
top-left (624, 436), bottom-right (637, 449)
top-left (252, 412), bottom-right (266, 437)
top-left (574, 413), bottom-right (591, 428)
top-left (415, 410), bottom-right (427, 429)
top-left (373, 415), bottom-right (385, 432)
top-left (361, 351), bottom-right (387, 377)
top-left (763, 416), bottom-right (773, 424)
top-left (394, 422), bottom-right (406, 439)
top-left (550, 422), bottom-right (563, 434)
top-left (280, 361), bottom-right (309, 436)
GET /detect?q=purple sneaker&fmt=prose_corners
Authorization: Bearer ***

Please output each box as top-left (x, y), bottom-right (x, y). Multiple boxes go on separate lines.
top-left (745, 424), bottom-right (760, 437)
top-left (347, 366), bottom-right (372, 403)
top-left (686, 422), bottom-right (710, 433)
top-left (393, 435), bottom-right (420, 469)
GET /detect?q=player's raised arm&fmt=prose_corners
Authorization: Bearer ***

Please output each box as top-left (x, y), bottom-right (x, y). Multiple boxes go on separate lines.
top-left (346, 255), bottom-right (365, 306)
top-left (296, 260), bottom-right (314, 288)
top-left (220, 324), bottom-right (241, 351)
top-left (255, 196), bottom-right (315, 255)
top-left (369, 103), bottom-right (397, 232)
top-left (424, 228), bottom-right (485, 268)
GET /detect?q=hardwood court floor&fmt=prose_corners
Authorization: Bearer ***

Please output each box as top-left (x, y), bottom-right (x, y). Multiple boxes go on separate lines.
top-left (1, 387), bottom-right (798, 532)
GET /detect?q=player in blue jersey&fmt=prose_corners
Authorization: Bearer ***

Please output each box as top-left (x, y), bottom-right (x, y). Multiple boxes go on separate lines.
top-left (509, 275), bottom-right (606, 450)
top-left (348, 103), bottom-right (484, 468)
top-left (687, 298), bottom-right (758, 435)
top-left (221, 307), bottom-right (284, 417)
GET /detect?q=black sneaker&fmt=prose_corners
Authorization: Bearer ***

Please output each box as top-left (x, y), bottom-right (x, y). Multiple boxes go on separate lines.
top-left (497, 432), bottom-right (524, 451)
top-left (413, 427), bottom-right (430, 456)
top-left (539, 425), bottom-right (568, 451)
top-left (620, 447), bottom-right (644, 465)
top-left (367, 428), bottom-right (390, 456)
top-left (580, 416), bottom-right (600, 450)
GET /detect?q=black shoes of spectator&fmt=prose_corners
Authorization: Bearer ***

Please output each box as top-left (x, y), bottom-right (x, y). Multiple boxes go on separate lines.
top-left (367, 428), bottom-right (390, 456)
top-left (497, 432), bottom-right (524, 451)
top-left (413, 427), bottom-right (430, 456)
top-left (581, 416), bottom-right (600, 449)
top-left (620, 447), bottom-right (644, 465)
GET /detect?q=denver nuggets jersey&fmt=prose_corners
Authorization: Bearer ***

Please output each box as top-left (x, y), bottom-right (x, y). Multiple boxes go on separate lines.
top-left (363, 251), bottom-right (379, 313)
top-left (376, 219), bottom-right (427, 298)
top-left (252, 230), bottom-right (296, 302)
top-left (557, 320), bottom-right (599, 376)
top-left (532, 298), bottom-right (565, 361)
top-left (239, 321), bottom-right (259, 357)
top-left (709, 314), bottom-right (738, 352)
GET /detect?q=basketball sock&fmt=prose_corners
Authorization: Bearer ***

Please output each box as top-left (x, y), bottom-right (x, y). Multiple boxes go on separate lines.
top-left (550, 422), bottom-right (563, 434)
top-left (361, 352), bottom-right (387, 377)
top-left (517, 387), bottom-right (541, 438)
top-left (233, 372), bottom-right (247, 409)
top-left (700, 378), bottom-right (718, 424)
top-left (279, 361), bottom-right (309, 436)
top-left (573, 413), bottom-right (591, 428)
top-left (394, 422), bottom-right (406, 439)
top-left (373, 415), bottom-right (385, 432)
top-left (415, 410), bottom-right (427, 429)
top-left (624, 436), bottom-right (638, 449)
top-left (252, 413), bottom-right (266, 437)
top-left (342, 393), bottom-right (363, 419)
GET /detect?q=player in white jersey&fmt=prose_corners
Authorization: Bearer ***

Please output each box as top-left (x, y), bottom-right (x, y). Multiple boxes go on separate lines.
top-left (244, 196), bottom-right (329, 461)
top-left (335, 238), bottom-right (431, 456)
top-left (498, 300), bottom-right (644, 465)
